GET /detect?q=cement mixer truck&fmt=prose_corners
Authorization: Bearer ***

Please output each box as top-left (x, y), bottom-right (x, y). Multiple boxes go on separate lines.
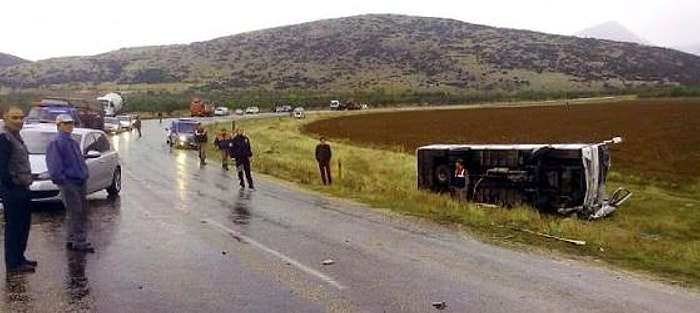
top-left (97, 92), bottom-right (124, 116)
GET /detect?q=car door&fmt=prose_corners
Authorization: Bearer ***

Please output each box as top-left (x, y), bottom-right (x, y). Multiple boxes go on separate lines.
top-left (92, 132), bottom-right (118, 190)
top-left (81, 132), bottom-right (100, 193)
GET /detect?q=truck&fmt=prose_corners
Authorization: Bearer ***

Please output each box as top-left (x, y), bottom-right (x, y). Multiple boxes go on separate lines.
top-left (96, 92), bottom-right (124, 117)
top-left (26, 97), bottom-right (105, 130)
top-left (416, 137), bottom-right (631, 219)
top-left (189, 98), bottom-right (215, 117)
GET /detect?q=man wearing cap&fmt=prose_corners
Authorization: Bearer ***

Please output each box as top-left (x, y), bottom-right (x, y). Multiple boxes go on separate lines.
top-left (46, 114), bottom-right (94, 253)
top-left (0, 105), bottom-right (37, 274)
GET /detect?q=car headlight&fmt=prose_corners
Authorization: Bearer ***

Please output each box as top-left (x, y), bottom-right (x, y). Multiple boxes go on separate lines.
top-left (33, 171), bottom-right (51, 180)
top-left (179, 135), bottom-right (187, 142)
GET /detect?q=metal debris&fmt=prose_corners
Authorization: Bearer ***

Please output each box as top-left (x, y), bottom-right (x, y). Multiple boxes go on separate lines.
top-left (432, 301), bottom-right (447, 310)
top-left (322, 259), bottom-right (335, 265)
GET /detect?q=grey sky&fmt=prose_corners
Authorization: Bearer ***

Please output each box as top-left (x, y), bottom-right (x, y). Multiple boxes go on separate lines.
top-left (2, 0), bottom-right (697, 61)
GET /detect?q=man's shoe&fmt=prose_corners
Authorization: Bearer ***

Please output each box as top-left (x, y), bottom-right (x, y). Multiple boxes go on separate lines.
top-left (22, 259), bottom-right (38, 267)
top-left (6, 264), bottom-right (36, 274)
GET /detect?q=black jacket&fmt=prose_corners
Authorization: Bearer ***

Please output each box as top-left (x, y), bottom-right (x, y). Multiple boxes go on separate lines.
top-left (228, 134), bottom-right (252, 160)
top-left (315, 143), bottom-right (332, 163)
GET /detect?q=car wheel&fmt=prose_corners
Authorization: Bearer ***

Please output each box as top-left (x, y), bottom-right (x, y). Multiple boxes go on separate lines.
top-left (106, 167), bottom-right (122, 196)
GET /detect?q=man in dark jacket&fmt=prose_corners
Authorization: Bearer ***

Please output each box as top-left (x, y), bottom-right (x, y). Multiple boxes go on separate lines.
top-left (46, 114), bottom-right (94, 253)
top-left (315, 136), bottom-right (332, 185)
top-left (228, 128), bottom-right (254, 190)
top-left (194, 123), bottom-right (208, 165)
top-left (213, 128), bottom-right (230, 170)
top-left (0, 105), bottom-right (37, 273)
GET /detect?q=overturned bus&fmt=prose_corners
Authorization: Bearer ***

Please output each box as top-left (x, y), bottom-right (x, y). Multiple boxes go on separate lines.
top-left (416, 137), bottom-right (631, 219)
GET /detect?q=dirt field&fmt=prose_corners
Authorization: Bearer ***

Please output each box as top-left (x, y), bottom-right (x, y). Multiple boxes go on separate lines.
top-left (303, 98), bottom-right (700, 185)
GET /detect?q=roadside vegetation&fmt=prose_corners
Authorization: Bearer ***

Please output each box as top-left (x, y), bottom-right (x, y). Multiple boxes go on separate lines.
top-left (209, 105), bottom-right (700, 289)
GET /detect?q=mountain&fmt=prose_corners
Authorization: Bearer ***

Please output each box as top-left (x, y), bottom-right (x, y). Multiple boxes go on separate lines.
top-left (0, 52), bottom-right (29, 68)
top-left (575, 21), bottom-right (649, 45)
top-left (674, 44), bottom-right (700, 56)
top-left (1, 14), bottom-right (700, 93)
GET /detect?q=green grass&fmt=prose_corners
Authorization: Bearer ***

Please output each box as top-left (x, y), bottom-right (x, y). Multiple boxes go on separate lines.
top-left (207, 113), bottom-right (700, 288)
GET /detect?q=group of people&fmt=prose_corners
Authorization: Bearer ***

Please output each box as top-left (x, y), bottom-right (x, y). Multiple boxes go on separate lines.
top-left (200, 127), bottom-right (255, 190)
top-left (1, 105), bottom-right (94, 275)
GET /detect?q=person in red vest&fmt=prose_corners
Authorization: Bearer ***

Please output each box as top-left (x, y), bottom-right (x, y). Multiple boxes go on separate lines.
top-left (450, 159), bottom-right (469, 201)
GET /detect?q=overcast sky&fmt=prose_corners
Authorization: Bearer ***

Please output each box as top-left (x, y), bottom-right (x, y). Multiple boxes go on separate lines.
top-left (2, 0), bottom-right (697, 61)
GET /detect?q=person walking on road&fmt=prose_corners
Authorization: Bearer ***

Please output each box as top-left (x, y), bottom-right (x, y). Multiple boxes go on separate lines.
top-left (157, 111), bottom-right (163, 124)
top-left (0, 105), bottom-right (37, 274)
top-left (194, 123), bottom-right (208, 165)
top-left (46, 114), bottom-right (95, 253)
top-left (315, 136), bottom-right (332, 185)
top-left (133, 116), bottom-right (142, 138)
top-left (229, 128), bottom-right (254, 190)
top-left (213, 128), bottom-right (230, 170)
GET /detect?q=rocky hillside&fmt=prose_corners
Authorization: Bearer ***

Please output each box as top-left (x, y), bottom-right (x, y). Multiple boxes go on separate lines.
top-left (0, 52), bottom-right (29, 68)
top-left (2, 14), bottom-right (700, 93)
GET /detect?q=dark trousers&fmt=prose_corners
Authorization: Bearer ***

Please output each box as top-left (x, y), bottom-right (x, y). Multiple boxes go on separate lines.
top-left (1, 185), bottom-right (32, 268)
top-left (135, 127), bottom-right (142, 137)
top-left (197, 144), bottom-right (207, 165)
top-left (59, 182), bottom-right (89, 246)
top-left (318, 162), bottom-right (332, 185)
top-left (236, 159), bottom-right (254, 188)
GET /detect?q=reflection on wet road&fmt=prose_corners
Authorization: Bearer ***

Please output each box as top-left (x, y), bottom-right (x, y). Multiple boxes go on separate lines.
top-left (2, 118), bottom-right (700, 313)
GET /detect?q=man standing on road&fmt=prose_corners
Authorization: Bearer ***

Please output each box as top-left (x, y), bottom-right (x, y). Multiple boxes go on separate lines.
top-left (315, 136), bottom-right (332, 185)
top-left (0, 105), bottom-right (37, 274)
top-left (229, 128), bottom-right (254, 190)
top-left (157, 111), bottom-right (163, 124)
top-left (133, 116), bottom-right (142, 138)
top-left (46, 114), bottom-right (95, 253)
top-left (213, 128), bottom-right (230, 170)
top-left (194, 123), bottom-right (208, 165)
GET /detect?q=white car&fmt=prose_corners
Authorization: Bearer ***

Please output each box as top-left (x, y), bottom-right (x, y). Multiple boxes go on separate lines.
top-left (245, 106), bottom-right (260, 114)
top-left (292, 106), bottom-right (306, 119)
top-left (103, 116), bottom-right (123, 134)
top-left (214, 106), bottom-right (229, 116)
top-left (20, 124), bottom-right (122, 201)
top-left (116, 115), bottom-right (133, 130)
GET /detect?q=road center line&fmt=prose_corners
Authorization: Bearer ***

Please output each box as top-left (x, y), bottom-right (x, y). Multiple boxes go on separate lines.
top-left (202, 218), bottom-right (346, 290)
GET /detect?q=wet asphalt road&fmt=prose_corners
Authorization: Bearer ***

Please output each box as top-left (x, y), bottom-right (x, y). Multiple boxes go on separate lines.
top-left (2, 117), bottom-right (700, 313)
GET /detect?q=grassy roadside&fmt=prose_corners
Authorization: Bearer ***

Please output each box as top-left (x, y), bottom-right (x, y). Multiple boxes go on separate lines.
top-left (208, 112), bottom-right (700, 289)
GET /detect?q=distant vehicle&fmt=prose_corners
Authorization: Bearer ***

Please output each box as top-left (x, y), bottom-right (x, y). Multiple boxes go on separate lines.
top-left (214, 106), bottom-right (229, 116)
top-left (116, 115), bottom-right (133, 131)
top-left (330, 100), bottom-right (341, 110)
top-left (103, 116), bottom-right (123, 134)
top-left (292, 107), bottom-right (306, 119)
top-left (245, 106), bottom-right (260, 114)
top-left (234, 108), bottom-right (244, 116)
top-left (190, 98), bottom-right (215, 117)
top-left (96, 92), bottom-right (124, 117)
top-left (416, 137), bottom-right (631, 220)
top-left (19, 124), bottom-right (121, 201)
top-left (166, 118), bottom-right (199, 149)
top-left (26, 97), bottom-right (104, 130)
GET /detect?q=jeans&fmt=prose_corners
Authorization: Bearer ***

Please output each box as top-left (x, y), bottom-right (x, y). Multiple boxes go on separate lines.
top-left (59, 182), bottom-right (89, 246)
top-left (318, 162), bottom-right (332, 185)
top-left (236, 160), bottom-right (254, 188)
top-left (1, 185), bottom-right (32, 268)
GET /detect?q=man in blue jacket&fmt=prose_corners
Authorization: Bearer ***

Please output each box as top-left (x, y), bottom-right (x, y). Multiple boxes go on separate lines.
top-left (46, 114), bottom-right (94, 253)
top-left (0, 105), bottom-right (37, 273)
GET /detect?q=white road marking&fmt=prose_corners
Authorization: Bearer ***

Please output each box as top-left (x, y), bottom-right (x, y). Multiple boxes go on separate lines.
top-left (202, 218), bottom-right (346, 290)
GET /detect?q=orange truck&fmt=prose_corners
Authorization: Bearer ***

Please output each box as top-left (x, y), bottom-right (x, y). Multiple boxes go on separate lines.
top-left (189, 98), bottom-right (215, 117)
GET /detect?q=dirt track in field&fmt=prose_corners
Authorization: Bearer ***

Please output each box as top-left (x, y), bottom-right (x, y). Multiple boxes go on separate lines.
top-left (303, 98), bottom-right (700, 185)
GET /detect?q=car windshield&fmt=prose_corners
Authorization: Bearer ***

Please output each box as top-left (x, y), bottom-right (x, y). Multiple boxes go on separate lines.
top-left (20, 131), bottom-right (81, 154)
top-left (27, 107), bottom-right (70, 123)
top-left (176, 123), bottom-right (197, 133)
top-left (104, 117), bottom-right (119, 124)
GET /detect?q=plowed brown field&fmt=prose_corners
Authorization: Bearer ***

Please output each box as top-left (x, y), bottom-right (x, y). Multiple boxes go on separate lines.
top-left (303, 98), bottom-right (700, 185)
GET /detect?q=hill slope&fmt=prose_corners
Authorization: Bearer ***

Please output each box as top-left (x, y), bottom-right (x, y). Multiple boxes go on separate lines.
top-left (0, 52), bottom-right (29, 68)
top-left (1, 14), bottom-right (699, 93)
top-left (574, 21), bottom-right (649, 45)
